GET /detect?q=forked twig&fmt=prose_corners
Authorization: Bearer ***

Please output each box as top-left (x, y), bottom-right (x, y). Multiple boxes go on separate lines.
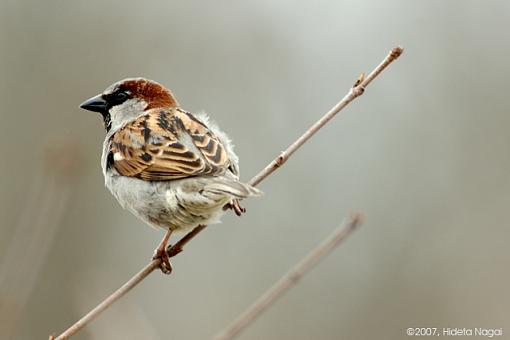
top-left (52, 46), bottom-right (403, 340)
top-left (214, 213), bottom-right (363, 340)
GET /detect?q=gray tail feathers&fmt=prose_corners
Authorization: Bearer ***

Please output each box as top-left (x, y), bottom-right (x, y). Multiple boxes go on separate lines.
top-left (204, 178), bottom-right (262, 199)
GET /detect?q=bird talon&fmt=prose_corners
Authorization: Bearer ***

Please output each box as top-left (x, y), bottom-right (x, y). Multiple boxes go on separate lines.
top-left (223, 199), bottom-right (246, 215)
top-left (153, 247), bottom-right (173, 274)
top-left (232, 199), bottom-right (246, 216)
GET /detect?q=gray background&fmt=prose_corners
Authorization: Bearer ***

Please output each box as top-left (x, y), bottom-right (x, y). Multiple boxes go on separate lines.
top-left (1, 1), bottom-right (509, 339)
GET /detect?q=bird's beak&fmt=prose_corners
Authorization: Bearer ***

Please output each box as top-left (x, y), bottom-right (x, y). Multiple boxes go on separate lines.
top-left (80, 94), bottom-right (108, 114)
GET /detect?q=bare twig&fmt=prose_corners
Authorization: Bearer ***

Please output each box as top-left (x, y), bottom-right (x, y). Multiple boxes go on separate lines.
top-left (52, 46), bottom-right (403, 340)
top-left (170, 46), bottom-right (403, 254)
top-left (249, 46), bottom-right (403, 187)
top-left (213, 213), bottom-right (363, 340)
top-left (53, 262), bottom-right (159, 340)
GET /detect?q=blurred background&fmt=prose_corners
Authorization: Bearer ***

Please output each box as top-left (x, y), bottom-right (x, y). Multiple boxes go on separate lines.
top-left (1, 1), bottom-right (509, 339)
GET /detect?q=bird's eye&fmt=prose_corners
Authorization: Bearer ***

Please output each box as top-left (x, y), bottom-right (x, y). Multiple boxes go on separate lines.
top-left (114, 91), bottom-right (128, 101)
top-left (110, 91), bottom-right (129, 104)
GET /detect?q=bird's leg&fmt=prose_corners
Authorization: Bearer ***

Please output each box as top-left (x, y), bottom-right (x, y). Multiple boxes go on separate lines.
top-left (223, 199), bottom-right (246, 216)
top-left (152, 229), bottom-right (173, 274)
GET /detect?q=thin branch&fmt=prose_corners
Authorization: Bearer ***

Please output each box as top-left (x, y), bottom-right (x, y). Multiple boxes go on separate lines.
top-left (213, 213), bottom-right (363, 340)
top-left (171, 46), bottom-right (403, 253)
top-left (249, 46), bottom-right (403, 187)
top-left (51, 46), bottom-right (403, 340)
top-left (52, 262), bottom-right (159, 340)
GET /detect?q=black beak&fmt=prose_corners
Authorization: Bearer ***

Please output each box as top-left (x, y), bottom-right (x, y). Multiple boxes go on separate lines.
top-left (79, 94), bottom-right (108, 114)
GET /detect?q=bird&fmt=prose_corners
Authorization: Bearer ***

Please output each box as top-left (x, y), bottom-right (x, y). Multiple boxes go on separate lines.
top-left (80, 78), bottom-right (261, 273)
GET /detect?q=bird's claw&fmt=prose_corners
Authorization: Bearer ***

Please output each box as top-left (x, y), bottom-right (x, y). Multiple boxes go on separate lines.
top-left (233, 200), bottom-right (246, 216)
top-left (153, 247), bottom-right (173, 275)
top-left (224, 199), bottom-right (246, 216)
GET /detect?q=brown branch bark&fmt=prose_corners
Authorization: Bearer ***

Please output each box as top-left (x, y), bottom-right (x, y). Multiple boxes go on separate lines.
top-left (249, 46), bottom-right (403, 187)
top-left (213, 213), bottom-right (363, 340)
top-left (51, 46), bottom-right (403, 340)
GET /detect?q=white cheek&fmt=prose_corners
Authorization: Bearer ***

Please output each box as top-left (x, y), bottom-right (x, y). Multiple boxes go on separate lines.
top-left (109, 98), bottom-right (148, 130)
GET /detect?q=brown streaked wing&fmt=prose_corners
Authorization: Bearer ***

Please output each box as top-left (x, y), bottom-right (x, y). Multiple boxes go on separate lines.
top-left (174, 109), bottom-right (229, 168)
top-left (109, 109), bottom-right (229, 180)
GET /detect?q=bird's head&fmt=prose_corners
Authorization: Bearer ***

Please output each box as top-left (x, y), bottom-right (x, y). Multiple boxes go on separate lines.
top-left (80, 78), bottom-right (179, 132)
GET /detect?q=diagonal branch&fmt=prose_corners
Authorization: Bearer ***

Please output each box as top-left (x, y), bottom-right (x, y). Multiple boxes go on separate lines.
top-left (169, 46), bottom-right (402, 254)
top-left (51, 46), bottom-right (403, 340)
top-left (213, 213), bottom-right (363, 340)
top-left (249, 46), bottom-right (403, 187)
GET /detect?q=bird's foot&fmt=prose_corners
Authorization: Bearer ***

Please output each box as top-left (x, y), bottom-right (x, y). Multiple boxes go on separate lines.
top-left (153, 247), bottom-right (172, 274)
top-left (224, 199), bottom-right (246, 216)
top-left (152, 229), bottom-right (173, 274)
top-left (232, 199), bottom-right (246, 216)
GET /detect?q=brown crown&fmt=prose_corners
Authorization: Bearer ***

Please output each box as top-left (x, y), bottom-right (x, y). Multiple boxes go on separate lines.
top-left (119, 78), bottom-right (179, 109)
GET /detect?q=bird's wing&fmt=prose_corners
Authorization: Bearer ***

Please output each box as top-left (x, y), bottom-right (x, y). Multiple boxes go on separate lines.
top-left (109, 108), bottom-right (230, 181)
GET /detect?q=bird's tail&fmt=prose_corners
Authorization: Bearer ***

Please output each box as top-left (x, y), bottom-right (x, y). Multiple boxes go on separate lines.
top-left (204, 178), bottom-right (262, 199)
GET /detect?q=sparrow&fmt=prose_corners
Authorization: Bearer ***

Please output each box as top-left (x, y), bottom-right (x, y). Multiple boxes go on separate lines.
top-left (80, 78), bottom-right (261, 272)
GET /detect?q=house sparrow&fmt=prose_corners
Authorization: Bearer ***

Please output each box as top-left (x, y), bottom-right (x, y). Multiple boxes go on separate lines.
top-left (80, 78), bottom-right (261, 272)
